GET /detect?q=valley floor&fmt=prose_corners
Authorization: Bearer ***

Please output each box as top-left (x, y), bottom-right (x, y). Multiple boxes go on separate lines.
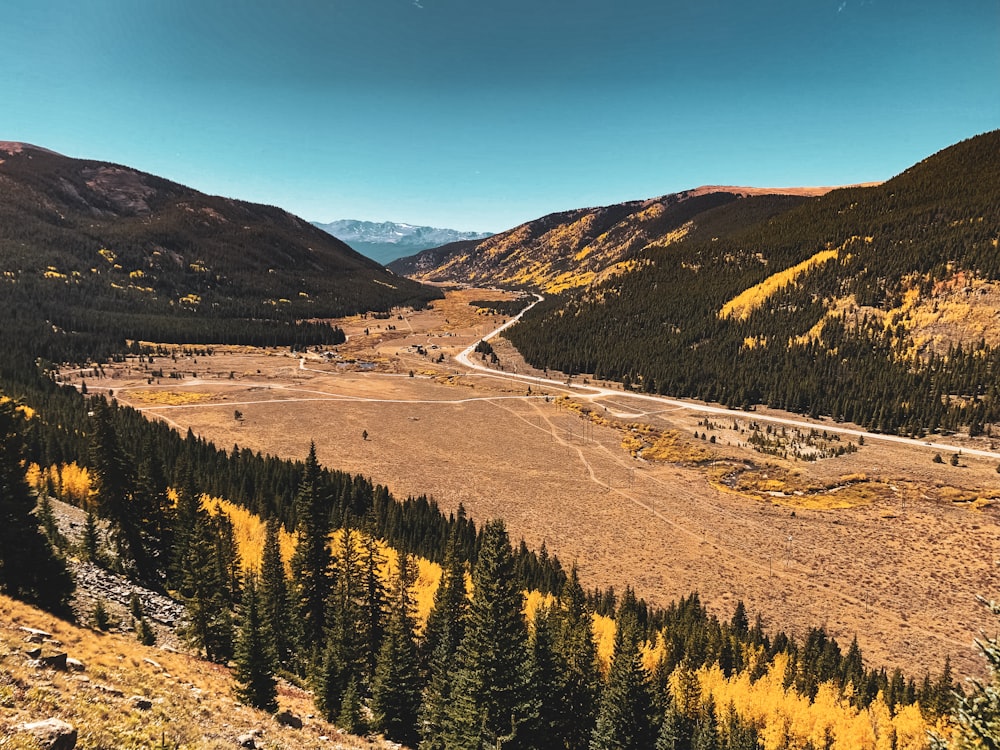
top-left (75, 288), bottom-right (1000, 682)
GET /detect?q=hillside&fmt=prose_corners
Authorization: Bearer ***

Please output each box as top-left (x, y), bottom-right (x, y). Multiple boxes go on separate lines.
top-left (0, 142), bottom-right (441, 358)
top-left (389, 188), bottom-right (827, 293)
top-left (507, 130), bottom-right (1000, 435)
top-left (0, 593), bottom-right (380, 750)
top-left (313, 219), bottom-right (491, 265)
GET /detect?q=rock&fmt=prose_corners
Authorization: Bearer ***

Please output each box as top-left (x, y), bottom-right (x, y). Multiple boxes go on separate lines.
top-left (39, 652), bottom-right (68, 670)
top-left (66, 657), bottom-right (85, 672)
top-left (91, 683), bottom-right (125, 698)
top-left (275, 710), bottom-right (302, 729)
top-left (20, 626), bottom-right (53, 641)
top-left (24, 646), bottom-right (42, 659)
top-left (237, 731), bottom-right (261, 748)
top-left (143, 657), bottom-right (163, 671)
top-left (129, 695), bottom-right (153, 711)
top-left (13, 718), bottom-right (78, 750)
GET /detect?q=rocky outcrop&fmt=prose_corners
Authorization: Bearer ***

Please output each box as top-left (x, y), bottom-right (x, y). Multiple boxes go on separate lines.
top-left (12, 718), bottom-right (78, 750)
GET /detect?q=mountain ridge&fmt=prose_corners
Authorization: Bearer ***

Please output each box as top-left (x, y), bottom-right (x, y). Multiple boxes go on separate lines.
top-left (389, 186), bottom-right (824, 293)
top-left (506, 130), bottom-right (1000, 435)
top-left (0, 141), bottom-right (442, 353)
top-left (312, 218), bottom-right (492, 265)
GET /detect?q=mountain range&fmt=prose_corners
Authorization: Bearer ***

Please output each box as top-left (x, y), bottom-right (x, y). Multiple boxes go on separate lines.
top-left (498, 130), bottom-right (1000, 435)
top-left (312, 218), bottom-right (491, 265)
top-left (387, 186), bottom-right (844, 293)
top-left (0, 142), bottom-right (441, 357)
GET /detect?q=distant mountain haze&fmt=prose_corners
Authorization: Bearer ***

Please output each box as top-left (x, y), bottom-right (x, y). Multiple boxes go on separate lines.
top-left (312, 219), bottom-right (492, 265)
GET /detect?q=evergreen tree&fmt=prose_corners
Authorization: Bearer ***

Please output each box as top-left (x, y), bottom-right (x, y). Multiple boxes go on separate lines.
top-left (260, 518), bottom-right (294, 668)
top-left (443, 519), bottom-right (533, 750)
top-left (314, 527), bottom-right (364, 720)
top-left (178, 490), bottom-right (234, 662)
top-left (88, 398), bottom-right (142, 573)
top-left (370, 554), bottom-right (422, 747)
top-left (337, 676), bottom-right (365, 735)
top-left (136, 615), bottom-right (157, 646)
top-left (933, 595), bottom-right (1000, 748)
top-left (234, 574), bottom-right (279, 713)
top-left (0, 401), bottom-right (74, 616)
top-left (556, 566), bottom-right (601, 750)
top-left (132, 441), bottom-right (172, 584)
top-left (169, 461), bottom-right (200, 589)
top-left (691, 696), bottom-right (720, 750)
top-left (419, 532), bottom-right (469, 750)
top-left (36, 493), bottom-right (67, 550)
top-left (82, 510), bottom-right (101, 564)
top-left (590, 609), bottom-right (657, 750)
top-left (656, 700), bottom-right (691, 750)
top-left (527, 606), bottom-right (563, 748)
top-left (360, 530), bottom-right (388, 684)
top-left (211, 504), bottom-right (242, 604)
top-left (291, 443), bottom-right (331, 656)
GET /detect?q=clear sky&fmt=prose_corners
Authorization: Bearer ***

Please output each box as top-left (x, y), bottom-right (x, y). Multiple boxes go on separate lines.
top-left (4, 1), bottom-right (998, 232)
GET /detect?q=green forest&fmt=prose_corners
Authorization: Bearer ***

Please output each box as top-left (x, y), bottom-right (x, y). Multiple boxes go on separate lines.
top-left (508, 131), bottom-right (1000, 436)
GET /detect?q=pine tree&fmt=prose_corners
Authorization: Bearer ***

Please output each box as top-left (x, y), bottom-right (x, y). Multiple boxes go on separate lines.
top-left (132, 441), bottom-right (172, 584)
top-left (314, 527), bottom-right (364, 720)
top-left (443, 519), bottom-right (533, 750)
top-left (337, 676), bottom-right (365, 735)
top-left (291, 443), bottom-right (331, 656)
top-left (933, 595), bottom-right (1000, 748)
top-left (590, 609), bottom-right (656, 750)
top-left (691, 696), bottom-right (720, 750)
top-left (527, 605), bottom-right (563, 748)
top-left (419, 532), bottom-right (469, 750)
top-left (211, 505), bottom-right (242, 604)
top-left (556, 566), bottom-right (601, 750)
top-left (234, 574), bottom-right (279, 713)
top-left (260, 518), bottom-right (294, 668)
top-left (178, 493), bottom-right (234, 662)
top-left (656, 700), bottom-right (691, 750)
top-left (370, 554), bottom-right (422, 747)
top-left (360, 530), bottom-right (388, 684)
top-left (0, 401), bottom-right (74, 616)
top-left (88, 398), bottom-right (142, 573)
top-left (82, 510), bottom-right (100, 563)
top-left (136, 616), bottom-right (157, 646)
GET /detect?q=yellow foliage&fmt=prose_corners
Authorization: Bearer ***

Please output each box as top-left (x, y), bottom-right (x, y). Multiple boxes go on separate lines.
top-left (641, 430), bottom-right (712, 463)
top-left (592, 613), bottom-right (616, 672)
top-left (98, 247), bottom-right (116, 263)
top-left (523, 590), bottom-right (557, 622)
top-left (126, 390), bottom-right (211, 406)
top-left (207, 499), bottom-right (444, 627)
top-left (689, 657), bottom-right (931, 750)
top-left (25, 462), bottom-right (93, 507)
top-left (205, 498), bottom-right (295, 574)
top-left (720, 248), bottom-right (839, 321)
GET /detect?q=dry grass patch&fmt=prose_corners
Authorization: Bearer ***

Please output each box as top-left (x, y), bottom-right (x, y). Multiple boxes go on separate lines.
top-left (0, 594), bottom-right (379, 750)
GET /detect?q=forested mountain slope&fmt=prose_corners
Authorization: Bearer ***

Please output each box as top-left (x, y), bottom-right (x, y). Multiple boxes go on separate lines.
top-left (0, 142), bottom-right (440, 356)
top-left (390, 188), bottom-right (821, 293)
top-left (507, 130), bottom-right (1000, 435)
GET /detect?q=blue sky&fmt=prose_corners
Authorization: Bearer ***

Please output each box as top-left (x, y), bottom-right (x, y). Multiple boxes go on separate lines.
top-left (4, 1), bottom-right (997, 232)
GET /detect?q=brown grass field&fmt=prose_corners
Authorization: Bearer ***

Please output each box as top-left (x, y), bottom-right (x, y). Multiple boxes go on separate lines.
top-left (75, 289), bottom-right (1000, 682)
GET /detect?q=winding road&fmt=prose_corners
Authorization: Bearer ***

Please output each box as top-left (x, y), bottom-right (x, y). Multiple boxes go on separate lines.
top-left (455, 293), bottom-right (1000, 461)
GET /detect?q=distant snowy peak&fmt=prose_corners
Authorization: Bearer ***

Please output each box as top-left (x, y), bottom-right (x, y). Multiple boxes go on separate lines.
top-left (313, 219), bottom-right (491, 248)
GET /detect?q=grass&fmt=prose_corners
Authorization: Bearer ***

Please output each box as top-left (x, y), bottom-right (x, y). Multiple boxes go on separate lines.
top-left (0, 595), bottom-right (379, 750)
